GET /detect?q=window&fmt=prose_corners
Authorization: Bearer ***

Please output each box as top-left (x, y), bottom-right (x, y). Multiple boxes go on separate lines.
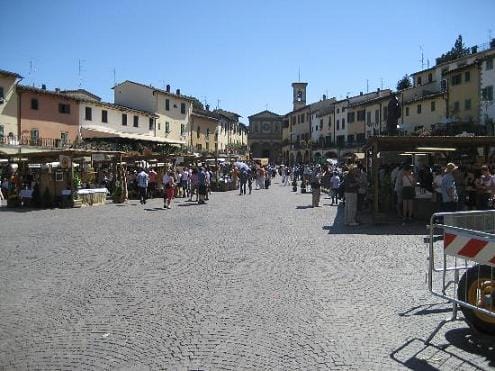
top-left (61, 132), bottom-right (68, 144)
top-left (58, 103), bottom-right (70, 114)
top-left (165, 122), bottom-right (170, 133)
top-left (452, 74), bottom-right (462, 85)
top-left (487, 58), bottom-right (494, 70)
top-left (357, 110), bottom-right (365, 121)
top-left (133, 115), bottom-right (139, 127)
top-left (347, 112), bottom-right (355, 123)
top-left (428, 73), bottom-right (433, 83)
top-left (30, 129), bottom-right (39, 144)
top-left (417, 104), bottom-right (422, 114)
top-left (122, 113), bottom-right (127, 126)
top-left (431, 101), bottom-right (436, 112)
top-left (196, 143), bottom-right (202, 151)
top-left (180, 123), bottom-right (185, 136)
top-left (356, 133), bottom-right (365, 144)
top-left (453, 101), bottom-right (460, 112)
top-left (206, 142), bottom-right (209, 151)
top-left (165, 99), bottom-right (170, 111)
top-left (301, 114), bottom-right (305, 123)
top-left (337, 108), bottom-right (340, 114)
top-left (328, 118), bottom-right (331, 128)
top-left (417, 76), bottom-right (422, 85)
top-left (383, 106), bottom-right (388, 121)
top-left (319, 119), bottom-right (323, 130)
top-left (206, 128), bottom-right (210, 138)
top-left (465, 99), bottom-right (471, 110)
top-left (336, 119), bottom-right (340, 130)
top-left (0, 86), bottom-right (3, 98)
top-left (85, 107), bottom-right (92, 121)
top-left (405, 107), bottom-right (409, 116)
top-left (181, 103), bottom-right (186, 114)
top-left (366, 111), bottom-right (371, 125)
top-left (102, 110), bottom-right (108, 123)
top-left (464, 71), bottom-right (470, 82)
top-left (158, 123), bottom-right (161, 131)
top-left (0, 124), bottom-right (3, 138)
top-left (31, 98), bottom-right (38, 110)
top-left (342, 118), bottom-right (345, 129)
top-left (347, 134), bottom-right (354, 144)
top-left (149, 118), bottom-right (154, 130)
top-left (482, 86), bottom-right (493, 101)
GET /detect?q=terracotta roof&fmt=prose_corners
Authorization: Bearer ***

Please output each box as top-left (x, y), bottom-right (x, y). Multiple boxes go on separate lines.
top-left (347, 92), bottom-right (394, 108)
top-left (60, 89), bottom-right (101, 101)
top-left (17, 85), bottom-right (81, 101)
top-left (403, 91), bottom-right (445, 105)
top-left (192, 108), bottom-right (220, 121)
top-left (0, 68), bottom-right (22, 78)
top-left (113, 80), bottom-right (194, 102)
top-left (214, 109), bottom-right (242, 120)
top-left (248, 110), bottom-right (283, 119)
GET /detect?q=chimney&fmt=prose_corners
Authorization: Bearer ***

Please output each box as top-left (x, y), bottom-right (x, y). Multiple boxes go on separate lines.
top-left (41, 84), bottom-right (46, 90)
top-left (55, 88), bottom-right (60, 93)
top-left (322, 94), bottom-right (327, 100)
top-left (360, 91), bottom-right (363, 96)
top-left (176, 89), bottom-right (180, 96)
top-left (206, 104), bottom-right (210, 111)
top-left (166, 84), bottom-right (170, 92)
top-left (377, 88), bottom-right (380, 93)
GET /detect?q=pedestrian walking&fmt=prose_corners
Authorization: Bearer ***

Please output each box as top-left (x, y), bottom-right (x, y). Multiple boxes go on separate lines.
top-left (198, 167), bottom-right (208, 204)
top-left (441, 162), bottom-right (459, 212)
top-left (330, 171), bottom-right (341, 205)
top-left (239, 169), bottom-right (248, 195)
top-left (344, 166), bottom-right (359, 226)
top-left (162, 171), bottom-right (176, 209)
top-left (136, 168), bottom-right (149, 205)
top-left (311, 166), bottom-right (322, 207)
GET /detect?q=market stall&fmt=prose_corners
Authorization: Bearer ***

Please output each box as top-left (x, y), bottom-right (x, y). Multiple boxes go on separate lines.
top-left (364, 136), bottom-right (495, 222)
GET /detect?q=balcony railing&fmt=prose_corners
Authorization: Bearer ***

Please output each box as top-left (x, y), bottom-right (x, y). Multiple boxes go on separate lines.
top-left (0, 135), bottom-right (72, 148)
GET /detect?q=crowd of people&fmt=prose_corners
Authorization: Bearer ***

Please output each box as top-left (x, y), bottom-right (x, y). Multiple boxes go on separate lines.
top-left (381, 161), bottom-right (495, 221)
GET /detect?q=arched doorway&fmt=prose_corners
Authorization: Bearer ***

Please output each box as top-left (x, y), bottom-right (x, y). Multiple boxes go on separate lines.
top-left (296, 152), bottom-right (302, 163)
top-left (289, 153), bottom-right (295, 165)
top-left (304, 150), bottom-right (310, 163)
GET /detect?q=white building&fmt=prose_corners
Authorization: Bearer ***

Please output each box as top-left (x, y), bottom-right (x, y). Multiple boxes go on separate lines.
top-left (480, 51), bottom-right (495, 131)
top-left (334, 99), bottom-right (348, 147)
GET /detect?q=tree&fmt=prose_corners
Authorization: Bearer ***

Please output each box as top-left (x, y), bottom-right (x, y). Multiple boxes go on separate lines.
top-left (436, 35), bottom-right (470, 65)
top-left (396, 74), bottom-right (412, 91)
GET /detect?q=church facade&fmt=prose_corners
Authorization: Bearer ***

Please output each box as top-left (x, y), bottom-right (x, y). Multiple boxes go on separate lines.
top-left (247, 110), bottom-right (284, 163)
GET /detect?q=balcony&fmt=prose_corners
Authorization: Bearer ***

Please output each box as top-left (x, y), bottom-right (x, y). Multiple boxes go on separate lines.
top-left (0, 135), bottom-right (72, 149)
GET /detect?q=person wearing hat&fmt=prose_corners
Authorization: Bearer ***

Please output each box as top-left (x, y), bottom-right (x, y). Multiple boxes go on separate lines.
top-left (310, 165), bottom-right (322, 207)
top-left (440, 163), bottom-right (458, 212)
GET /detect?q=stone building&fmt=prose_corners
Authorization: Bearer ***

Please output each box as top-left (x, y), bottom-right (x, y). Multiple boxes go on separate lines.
top-left (248, 110), bottom-right (283, 163)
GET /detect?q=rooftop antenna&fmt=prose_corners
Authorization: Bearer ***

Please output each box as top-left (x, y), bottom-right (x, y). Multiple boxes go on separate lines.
top-left (427, 59), bottom-right (430, 69)
top-left (489, 29), bottom-right (493, 42)
top-left (420, 45), bottom-right (424, 70)
top-left (28, 60), bottom-right (38, 86)
top-left (366, 79), bottom-right (369, 93)
top-left (380, 78), bottom-right (384, 90)
top-left (217, 99), bottom-right (221, 109)
top-left (78, 59), bottom-right (86, 88)
top-left (298, 66), bottom-right (301, 82)
top-left (113, 68), bottom-right (116, 87)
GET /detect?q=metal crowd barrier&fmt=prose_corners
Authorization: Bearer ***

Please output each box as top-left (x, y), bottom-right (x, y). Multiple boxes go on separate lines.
top-left (426, 210), bottom-right (495, 338)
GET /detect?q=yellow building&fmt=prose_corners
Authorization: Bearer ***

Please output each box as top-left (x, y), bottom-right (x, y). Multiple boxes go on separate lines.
top-left (445, 62), bottom-right (480, 125)
top-left (401, 93), bottom-right (447, 134)
top-left (0, 69), bottom-right (22, 141)
top-left (190, 108), bottom-right (219, 154)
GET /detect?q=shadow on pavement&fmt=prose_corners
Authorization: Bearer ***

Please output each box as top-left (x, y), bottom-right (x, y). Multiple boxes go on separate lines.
top-left (296, 205), bottom-right (314, 209)
top-left (323, 204), bottom-right (427, 235)
top-left (390, 329), bottom-right (495, 370)
top-left (399, 303), bottom-right (454, 318)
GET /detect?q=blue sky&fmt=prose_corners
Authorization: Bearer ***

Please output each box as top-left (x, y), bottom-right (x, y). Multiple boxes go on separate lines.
top-left (2, 0), bottom-right (494, 122)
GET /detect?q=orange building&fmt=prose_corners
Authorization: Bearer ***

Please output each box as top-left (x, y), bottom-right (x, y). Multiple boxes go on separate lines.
top-left (17, 85), bottom-right (80, 147)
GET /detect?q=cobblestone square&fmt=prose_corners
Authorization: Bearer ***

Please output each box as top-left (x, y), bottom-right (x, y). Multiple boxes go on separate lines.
top-left (1, 181), bottom-right (494, 370)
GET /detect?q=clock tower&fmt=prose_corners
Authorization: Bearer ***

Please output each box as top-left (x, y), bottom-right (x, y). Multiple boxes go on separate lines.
top-left (292, 82), bottom-right (308, 111)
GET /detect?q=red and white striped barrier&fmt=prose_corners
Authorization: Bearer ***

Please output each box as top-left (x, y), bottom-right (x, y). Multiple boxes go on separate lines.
top-left (444, 228), bottom-right (495, 268)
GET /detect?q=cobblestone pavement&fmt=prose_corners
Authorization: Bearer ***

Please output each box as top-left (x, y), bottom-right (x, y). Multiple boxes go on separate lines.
top-left (1, 179), bottom-right (494, 370)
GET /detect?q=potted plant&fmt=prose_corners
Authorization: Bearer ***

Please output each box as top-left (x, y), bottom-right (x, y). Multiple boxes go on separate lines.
top-left (112, 185), bottom-right (124, 203)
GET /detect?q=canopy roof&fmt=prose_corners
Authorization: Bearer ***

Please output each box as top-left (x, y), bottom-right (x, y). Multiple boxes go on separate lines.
top-left (364, 136), bottom-right (495, 152)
